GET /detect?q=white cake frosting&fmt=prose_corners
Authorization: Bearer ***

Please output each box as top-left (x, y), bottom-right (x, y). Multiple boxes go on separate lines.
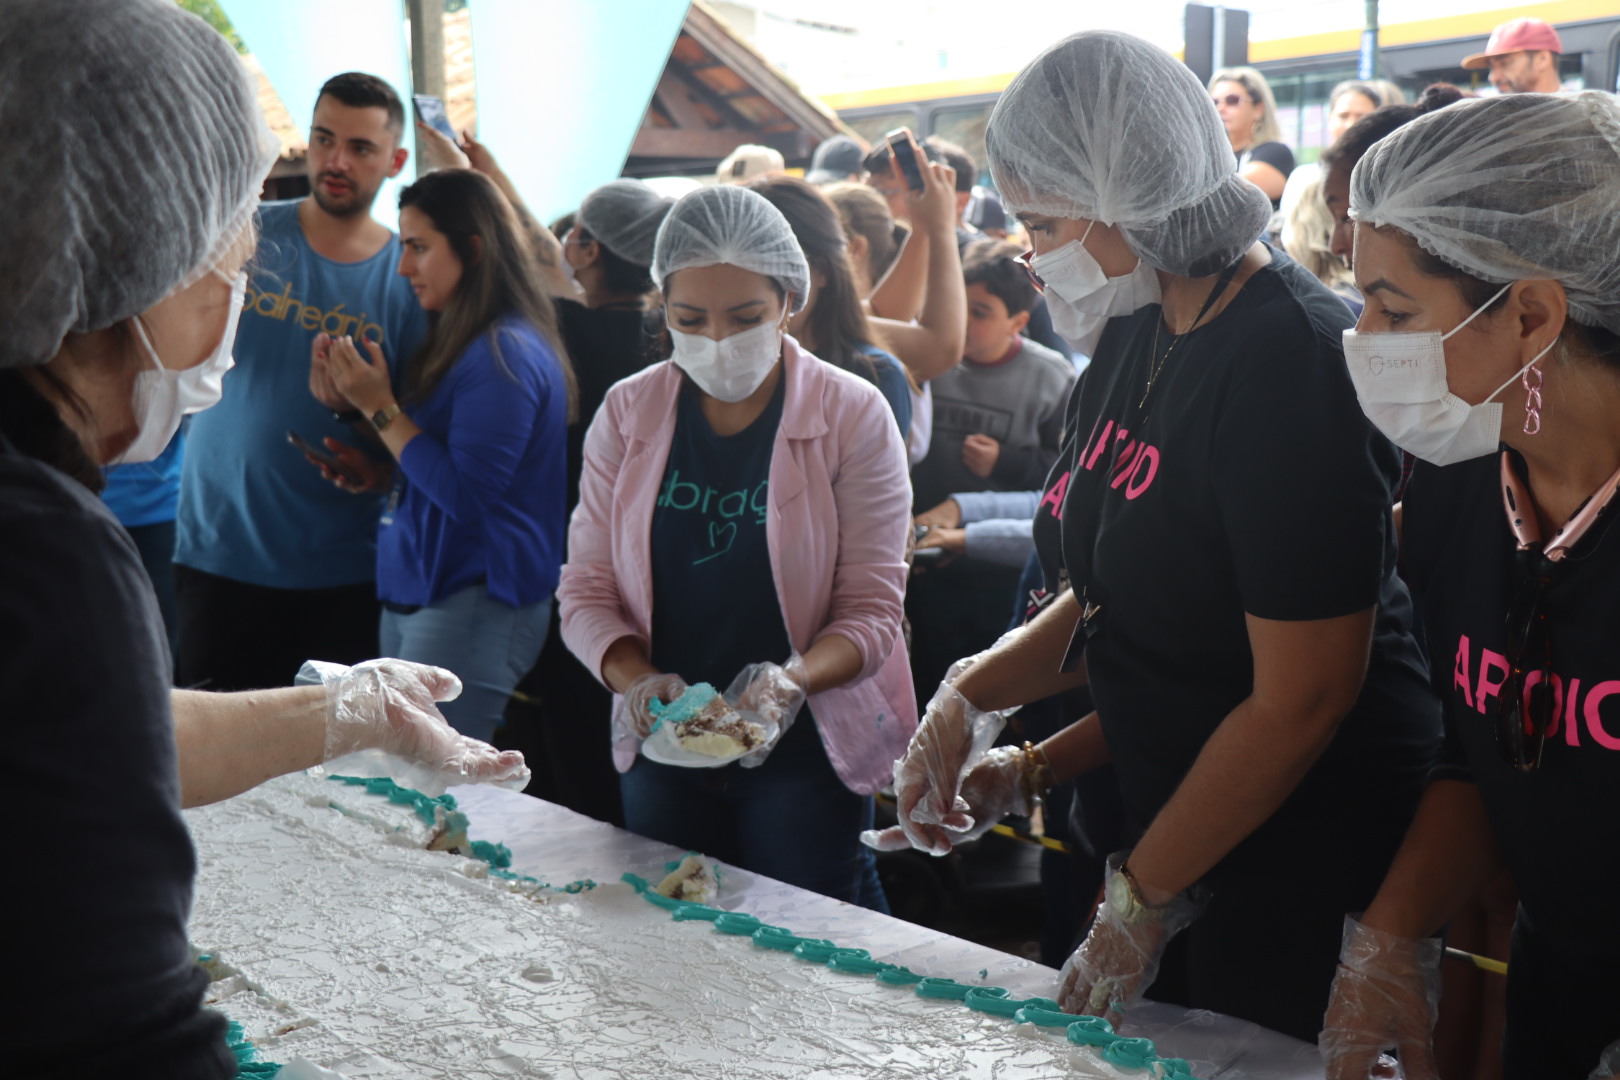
top-left (186, 774), bottom-right (1152, 1079)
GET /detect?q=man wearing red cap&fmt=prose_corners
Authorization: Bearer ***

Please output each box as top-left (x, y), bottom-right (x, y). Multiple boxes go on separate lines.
top-left (1462, 17), bottom-right (1565, 94)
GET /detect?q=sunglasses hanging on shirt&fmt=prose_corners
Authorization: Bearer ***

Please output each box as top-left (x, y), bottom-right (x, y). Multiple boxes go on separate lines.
top-left (1495, 451), bottom-right (1620, 771)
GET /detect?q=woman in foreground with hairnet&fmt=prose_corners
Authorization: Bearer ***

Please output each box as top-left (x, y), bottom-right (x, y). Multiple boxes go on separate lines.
top-left (0, 2), bottom-right (526, 1073)
top-left (557, 183), bottom-right (916, 909)
top-left (867, 30), bottom-right (1440, 1040)
top-left (1321, 92), bottom-right (1620, 1080)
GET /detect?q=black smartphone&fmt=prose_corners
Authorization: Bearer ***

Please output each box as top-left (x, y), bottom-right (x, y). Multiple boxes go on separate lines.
top-left (885, 127), bottom-right (926, 194)
top-left (412, 93), bottom-right (458, 143)
top-left (287, 430), bottom-right (363, 486)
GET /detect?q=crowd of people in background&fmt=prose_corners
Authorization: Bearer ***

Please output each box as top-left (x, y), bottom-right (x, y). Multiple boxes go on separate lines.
top-left (8, 0), bottom-right (1619, 1076)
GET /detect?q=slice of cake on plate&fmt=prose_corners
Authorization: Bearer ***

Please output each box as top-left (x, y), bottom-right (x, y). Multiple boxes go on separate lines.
top-left (648, 683), bottom-right (766, 759)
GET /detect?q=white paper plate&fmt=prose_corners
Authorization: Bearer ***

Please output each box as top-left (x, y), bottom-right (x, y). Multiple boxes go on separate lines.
top-left (640, 715), bottom-right (779, 769)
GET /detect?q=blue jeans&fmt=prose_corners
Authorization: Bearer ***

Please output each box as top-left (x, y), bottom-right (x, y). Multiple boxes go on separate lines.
top-left (620, 714), bottom-right (888, 912)
top-left (378, 585), bottom-right (550, 744)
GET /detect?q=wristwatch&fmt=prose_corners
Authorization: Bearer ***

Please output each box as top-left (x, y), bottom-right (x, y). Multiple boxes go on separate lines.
top-left (371, 403), bottom-right (402, 432)
top-left (1104, 854), bottom-right (1162, 925)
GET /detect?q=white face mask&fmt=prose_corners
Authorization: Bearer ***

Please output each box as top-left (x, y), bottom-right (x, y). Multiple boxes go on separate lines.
top-left (112, 270), bottom-right (246, 465)
top-left (1029, 220), bottom-right (1162, 349)
top-left (669, 319), bottom-right (784, 403)
top-left (1343, 282), bottom-right (1555, 466)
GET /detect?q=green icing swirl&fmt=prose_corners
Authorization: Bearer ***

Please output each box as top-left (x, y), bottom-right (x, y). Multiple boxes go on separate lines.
top-left (225, 1020), bottom-right (281, 1078)
top-left (966, 989), bottom-right (1064, 1018)
top-left (327, 777), bottom-right (594, 893)
top-left (620, 870), bottom-right (1194, 1075)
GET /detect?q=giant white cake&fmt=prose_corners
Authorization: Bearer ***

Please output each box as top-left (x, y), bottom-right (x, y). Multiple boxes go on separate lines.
top-left (186, 774), bottom-right (1192, 1079)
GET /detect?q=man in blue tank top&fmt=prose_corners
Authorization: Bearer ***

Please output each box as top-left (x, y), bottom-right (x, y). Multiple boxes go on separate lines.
top-left (175, 72), bottom-right (426, 690)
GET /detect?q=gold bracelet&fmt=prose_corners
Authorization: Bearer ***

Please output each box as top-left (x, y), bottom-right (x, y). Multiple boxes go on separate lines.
top-left (1018, 740), bottom-right (1055, 813)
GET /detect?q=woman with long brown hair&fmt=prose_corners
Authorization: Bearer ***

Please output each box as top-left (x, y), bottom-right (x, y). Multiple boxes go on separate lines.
top-left (748, 176), bottom-right (914, 434)
top-left (318, 167), bottom-right (577, 743)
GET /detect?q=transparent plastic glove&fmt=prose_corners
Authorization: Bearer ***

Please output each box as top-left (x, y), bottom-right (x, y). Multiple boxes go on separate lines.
top-left (860, 680), bottom-right (1006, 856)
top-left (1320, 918), bottom-right (1443, 1080)
top-left (727, 655), bottom-right (809, 767)
top-left (1315, 919), bottom-right (1445, 1080)
top-left (1057, 853), bottom-right (1206, 1027)
top-left (297, 659), bottom-right (530, 798)
top-left (1590, 1039), bottom-right (1620, 1080)
top-left (613, 672), bottom-right (690, 757)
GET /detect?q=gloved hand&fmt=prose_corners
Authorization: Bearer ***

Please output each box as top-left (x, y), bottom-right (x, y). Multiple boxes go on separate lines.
top-left (613, 671), bottom-right (690, 755)
top-left (1320, 917), bottom-right (1443, 1080)
top-left (946, 745), bottom-right (1032, 842)
top-left (1590, 1038), bottom-right (1620, 1080)
top-left (297, 658), bottom-right (530, 797)
top-left (860, 680), bottom-right (1006, 856)
top-left (726, 655), bottom-right (809, 767)
top-left (1057, 852), bottom-right (1205, 1027)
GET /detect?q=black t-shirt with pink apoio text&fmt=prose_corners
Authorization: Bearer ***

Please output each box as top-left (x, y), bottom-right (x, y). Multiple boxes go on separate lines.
top-left (1032, 251), bottom-right (1440, 876)
top-left (1403, 450), bottom-right (1620, 1071)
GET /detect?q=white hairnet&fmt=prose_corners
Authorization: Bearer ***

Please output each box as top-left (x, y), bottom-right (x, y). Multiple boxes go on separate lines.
top-left (577, 180), bottom-right (675, 269)
top-left (651, 185), bottom-right (811, 314)
top-left (984, 30), bottom-right (1271, 278)
top-left (1351, 92), bottom-right (1620, 336)
top-left (0, 0), bottom-right (279, 369)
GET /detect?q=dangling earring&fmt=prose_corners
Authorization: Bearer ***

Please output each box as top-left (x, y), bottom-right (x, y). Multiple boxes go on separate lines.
top-left (1522, 361), bottom-right (1543, 435)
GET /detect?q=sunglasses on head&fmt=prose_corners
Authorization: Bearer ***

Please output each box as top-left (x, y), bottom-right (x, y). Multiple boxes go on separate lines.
top-left (1212, 93), bottom-right (1254, 108)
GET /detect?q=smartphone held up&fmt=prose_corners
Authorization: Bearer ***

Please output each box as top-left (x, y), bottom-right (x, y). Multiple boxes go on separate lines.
top-left (885, 127), bottom-right (927, 194)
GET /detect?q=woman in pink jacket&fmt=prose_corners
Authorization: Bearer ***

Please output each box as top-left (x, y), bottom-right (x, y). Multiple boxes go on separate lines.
top-left (558, 184), bottom-right (917, 909)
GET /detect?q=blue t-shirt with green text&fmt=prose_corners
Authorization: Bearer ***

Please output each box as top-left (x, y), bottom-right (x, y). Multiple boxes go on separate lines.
top-left (177, 200), bottom-right (425, 588)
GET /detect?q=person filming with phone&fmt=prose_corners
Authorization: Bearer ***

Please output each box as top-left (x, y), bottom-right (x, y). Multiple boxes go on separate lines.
top-left (311, 169), bottom-right (577, 744)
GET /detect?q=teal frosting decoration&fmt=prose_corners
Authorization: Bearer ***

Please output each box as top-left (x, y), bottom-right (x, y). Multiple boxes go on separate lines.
top-left (874, 966), bottom-right (925, 986)
top-left (915, 977), bottom-right (974, 1001)
top-left (827, 950), bottom-right (894, 976)
top-left (225, 1020), bottom-right (281, 1078)
top-left (714, 913), bottom-right (765, 936)
top-left (332, 774), bottom-right (467, 833)
top-left (1065, 1015), bottom-right (1119, 1047)
top-left (792, 938), bottom-right (843, 963)
top-left (672, 903), bottom-right (724, 923)
top-left (965, 989), bottom-right (1064, 1018)
top-left (327, 777), bottom-right (594, 893)
top-left (1103, 1037), bottom-right (1158, 1070)
top-left (620, 870), bottom-right (1195, 1074)
top-left (469, 840), bottom-right (513, 868)
top-left (646, 682), bottom-right (721, 733)
top-left (753, 925), bottom-right (809, 952)
top-left (1013, 1004), bottom-right (1080, 1028)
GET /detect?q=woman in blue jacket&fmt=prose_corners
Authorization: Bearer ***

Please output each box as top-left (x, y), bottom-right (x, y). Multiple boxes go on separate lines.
top-left (319, 168), bottom-right (576, 742)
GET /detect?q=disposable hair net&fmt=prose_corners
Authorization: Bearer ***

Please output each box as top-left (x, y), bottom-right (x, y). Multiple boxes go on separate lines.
top-left (984, 30), bottom-right (1271, 278)
top-left (651, 184), bottom-right (811, 313)
top-left (0, 0), bottom-right (279, 369)
top-left (1351, 92), bottom-right (1620, 336)
top-left (577, 179), bottom-right (675, 269)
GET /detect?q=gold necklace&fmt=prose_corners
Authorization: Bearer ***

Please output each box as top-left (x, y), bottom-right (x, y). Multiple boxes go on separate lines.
top-left (1140, 319), bottom-right (1188, 411)
top-left (1136, 260), bottom-right (1245, 416)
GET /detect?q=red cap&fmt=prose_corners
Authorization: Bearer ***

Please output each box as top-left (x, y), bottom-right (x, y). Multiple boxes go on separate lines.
top-left (1462, 18), bottom-right (1564, 69)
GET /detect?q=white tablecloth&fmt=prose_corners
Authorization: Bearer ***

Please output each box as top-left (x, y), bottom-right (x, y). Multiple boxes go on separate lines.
top-left (449, 784), bottom-right (1325, 1080)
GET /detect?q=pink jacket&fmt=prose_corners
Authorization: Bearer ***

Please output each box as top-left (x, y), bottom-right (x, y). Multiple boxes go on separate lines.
top-left (558, 336), bottom-right (917, 794)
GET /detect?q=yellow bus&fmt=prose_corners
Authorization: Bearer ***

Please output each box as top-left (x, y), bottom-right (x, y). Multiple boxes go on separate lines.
top-left (821, 0), bottom-right (1620, 175)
